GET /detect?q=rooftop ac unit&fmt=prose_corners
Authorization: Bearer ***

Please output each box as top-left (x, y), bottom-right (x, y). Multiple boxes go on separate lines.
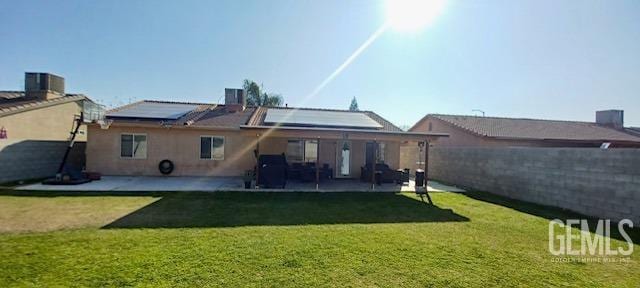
top-left (225, 88), bottom-right (245, 106)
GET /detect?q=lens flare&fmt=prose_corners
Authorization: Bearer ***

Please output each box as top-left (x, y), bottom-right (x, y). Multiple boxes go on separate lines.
top-left (386, 0), bottom-right (447, 32)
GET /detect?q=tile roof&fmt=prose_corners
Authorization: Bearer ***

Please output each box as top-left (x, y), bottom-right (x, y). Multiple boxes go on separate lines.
top-left (625, 127), bottom-right (640, 137)
top-left (423, 114), bottom-right (640, 143)
top-left (0, 91), bottom-right (88, 117)
top-left (106, 100), bottom-right (256, 128)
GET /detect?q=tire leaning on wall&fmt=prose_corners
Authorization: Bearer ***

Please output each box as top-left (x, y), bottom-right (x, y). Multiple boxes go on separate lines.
top-left (158, 159), bottom-right (174, 175)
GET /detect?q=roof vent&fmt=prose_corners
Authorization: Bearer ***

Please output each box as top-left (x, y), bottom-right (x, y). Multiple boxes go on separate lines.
top-left (596, 110), bottom-right (624, 130)
top-left (225, 88), bottom-right (245, 112)
top-left (25, 72), bottom-right (65, 100)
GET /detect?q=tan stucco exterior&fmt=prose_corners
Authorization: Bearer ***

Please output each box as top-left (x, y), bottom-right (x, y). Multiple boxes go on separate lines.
top-left (0, 101), bottom-right (86, 141)
top-left (86, 124), bottom-right (406, 178)
top-left (0, 100), bottom-right (87, 183)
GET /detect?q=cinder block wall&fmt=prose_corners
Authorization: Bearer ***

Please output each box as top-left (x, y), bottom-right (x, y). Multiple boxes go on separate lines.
top-left (429, 147), bottom-right (640, 223)
top-left (0, 140), bottom-right (85, 184)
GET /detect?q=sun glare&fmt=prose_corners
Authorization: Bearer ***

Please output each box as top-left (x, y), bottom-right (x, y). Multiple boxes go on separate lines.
top-left (386, 0), bottom-right (446, 32)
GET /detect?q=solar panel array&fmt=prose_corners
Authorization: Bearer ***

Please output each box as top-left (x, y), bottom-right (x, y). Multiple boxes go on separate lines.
top-left (264, 108), bottom-right (383, 129)
top-left (107, 102), bottom-right (199, 120)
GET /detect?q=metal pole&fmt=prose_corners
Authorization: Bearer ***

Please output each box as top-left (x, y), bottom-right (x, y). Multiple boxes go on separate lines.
top-left (255, 135), bottom-right (260, 189)
top-left (424, 139), bottom-right (429, 188)
top-left (57, 113), bottom-right (83, 174)
top-left (315, 138), bottom-right (320, 190)
top-left (371, 141), bottom-right (376, 190)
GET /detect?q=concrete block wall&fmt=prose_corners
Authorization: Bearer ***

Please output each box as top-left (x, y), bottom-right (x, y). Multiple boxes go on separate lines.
top-left (429, 147), bottom-right (640, 223)
top-left (0, 139), bottom-right (86, 184)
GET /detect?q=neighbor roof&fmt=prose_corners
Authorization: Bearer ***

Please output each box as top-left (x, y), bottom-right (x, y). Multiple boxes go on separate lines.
top-left (105, 100), bottom-right (405, 132)
top-left (415, 114), bottom-right (640, 143)
top-left (0, 91), bottom-right (88, 117)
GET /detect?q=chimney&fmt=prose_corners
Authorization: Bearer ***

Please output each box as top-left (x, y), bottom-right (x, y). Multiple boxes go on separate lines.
top-left (224, 88), bottom-right (246, 112)
top-left (25, 72), bottom-right (65, 100)
top-left (596, 110), bottom-right (624, 129)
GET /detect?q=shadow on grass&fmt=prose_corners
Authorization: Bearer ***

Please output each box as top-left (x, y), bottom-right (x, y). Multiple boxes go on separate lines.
top-left (84, 192), bottom-right (470, 228)
top-left (463, 190), bottom-right (640, 243)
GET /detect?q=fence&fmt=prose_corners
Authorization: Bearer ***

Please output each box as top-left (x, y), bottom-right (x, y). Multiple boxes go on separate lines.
top-left (429, 147), bottom-right (640, 223)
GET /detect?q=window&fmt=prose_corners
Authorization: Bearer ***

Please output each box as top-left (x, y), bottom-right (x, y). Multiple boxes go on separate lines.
top-left (304, 140), bottom-right (318, 163)
top-left (376, 142), bottom-right (386, 163)
top-left (286, 140), bottom-right (304, 163)
top-left (200, 136), bottom-right (225, 160)
top-left (428, 122), bottom-right (433, 131)
top-left (120, 133), bottom-right (147, 159)
top-left (287, 139), bottom-right (318, 163)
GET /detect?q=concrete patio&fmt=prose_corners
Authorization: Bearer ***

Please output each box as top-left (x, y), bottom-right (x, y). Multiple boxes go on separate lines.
top-left (17, 176), bottom-right (465, 193)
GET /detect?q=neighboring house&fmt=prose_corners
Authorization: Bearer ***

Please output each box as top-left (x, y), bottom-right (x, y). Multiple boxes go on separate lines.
top-left (399, 110), bottom-right (640, 173)
top-left (409, 110), bottom-right (640, 148)
top-left (0, 72), bottom-right (103, 183)
top-left (86, 89), bottom-right (447, 182)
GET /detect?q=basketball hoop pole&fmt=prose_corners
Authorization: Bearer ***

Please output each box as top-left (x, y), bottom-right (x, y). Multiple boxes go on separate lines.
top-left (57, 112), bottom-right (84, 175)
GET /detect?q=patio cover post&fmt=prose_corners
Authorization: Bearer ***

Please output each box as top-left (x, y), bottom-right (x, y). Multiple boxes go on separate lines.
top-left (315, 138), bottom-right (320, 190)
top-left (255, 135), bottom-right (260, 189)
top-left (371, 140), bottom-right (377, 190)
top-left (424, 139), bottom-right (429, 188)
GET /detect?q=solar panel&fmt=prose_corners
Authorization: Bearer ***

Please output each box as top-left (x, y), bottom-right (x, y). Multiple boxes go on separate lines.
top-left (107, 102), bottom-right (199, 120)
top-left (264, 109), bottom-right (383, 129)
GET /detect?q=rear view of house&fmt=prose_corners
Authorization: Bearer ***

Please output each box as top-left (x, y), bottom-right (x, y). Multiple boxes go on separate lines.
top-left (86, 89), bottom-right (447, 187)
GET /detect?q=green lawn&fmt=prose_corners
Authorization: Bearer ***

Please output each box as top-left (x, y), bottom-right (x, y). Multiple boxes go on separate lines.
top-left (0, 190), bottom-right (638, 287)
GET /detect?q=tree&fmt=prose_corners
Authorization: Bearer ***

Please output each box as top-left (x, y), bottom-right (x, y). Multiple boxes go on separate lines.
top-left (349, 97), bottom-right (359, 111)
top-left (242, 79), bottom-right (284, 107)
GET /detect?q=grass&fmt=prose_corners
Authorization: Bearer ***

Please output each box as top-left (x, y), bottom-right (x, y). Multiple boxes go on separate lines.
top-left (0, 190), bottom-right (638, 287)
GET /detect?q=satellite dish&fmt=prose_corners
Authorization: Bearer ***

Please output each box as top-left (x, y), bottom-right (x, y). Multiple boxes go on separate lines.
top-left (600, 142), bottom-right (611, 149)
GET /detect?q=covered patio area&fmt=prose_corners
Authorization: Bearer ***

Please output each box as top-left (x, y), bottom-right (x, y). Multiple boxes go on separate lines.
top-left (16, 176), bottom-right (464, 193)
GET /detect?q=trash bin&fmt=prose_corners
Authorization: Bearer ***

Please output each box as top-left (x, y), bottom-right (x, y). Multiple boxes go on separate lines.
top-left (415, 169), bottom-right (425, 187)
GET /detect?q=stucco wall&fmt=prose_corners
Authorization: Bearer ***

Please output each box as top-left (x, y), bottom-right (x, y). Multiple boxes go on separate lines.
top-left (86, 125), bottom-right (256, 177)
top-left (0, 101), bottom-right (86, 183)
top-left (0, 101), bottom-right (86, 141)
top-left (429, 147), bottom-right (640, 223)
top-left (86, 125), bottom-right (402, 178)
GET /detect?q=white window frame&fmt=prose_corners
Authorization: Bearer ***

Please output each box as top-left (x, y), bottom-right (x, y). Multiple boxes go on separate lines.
top-left (377, 142), bottom-right (386, 163)
top-left (200, 135), bottom-right (225, 160)
top-left (120, 133), bottom-right (148, 159)
top-left (304, 139), bottom-right (318, 163)
top-left (287, 139), bottom-right (318, 163)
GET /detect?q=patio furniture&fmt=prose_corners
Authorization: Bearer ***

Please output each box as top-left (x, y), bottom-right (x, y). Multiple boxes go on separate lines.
top-left (291, 162), bottom-right (333, 182)
top-left (375, 171), bottom-right (383, 185)
top-left (288, 162), bottom-right (304, 180)
top-left (396, 169), bottom-right (409, 185)
top-left (361, 163), bottom-right (397, 183)
top-left (258, 154), bottom-right (288, 188)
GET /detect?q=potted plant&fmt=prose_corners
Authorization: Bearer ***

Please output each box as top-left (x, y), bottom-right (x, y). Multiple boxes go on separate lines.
top-left (242, 170), bottom-right (254, 189)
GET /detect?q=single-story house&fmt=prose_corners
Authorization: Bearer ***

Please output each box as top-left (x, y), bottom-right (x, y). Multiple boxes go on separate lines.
top-left (0, 72), bottom-right (103, 183)
top-left (399, 110), bottom-right (640, 173)
top-left (408, 110), bottom-right (640, 148)
top-left (86, 89), bottom-right (447, 186)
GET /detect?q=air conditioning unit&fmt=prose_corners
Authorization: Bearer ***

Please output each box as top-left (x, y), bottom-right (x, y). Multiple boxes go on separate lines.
top-left (225, 88), bottom-right (245, 106)
top-left (25, 72), bottom-right (65, 95)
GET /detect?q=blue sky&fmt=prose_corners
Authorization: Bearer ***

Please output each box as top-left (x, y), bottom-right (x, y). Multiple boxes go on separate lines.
top-left (1, 0), bottom-right (639, 127)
